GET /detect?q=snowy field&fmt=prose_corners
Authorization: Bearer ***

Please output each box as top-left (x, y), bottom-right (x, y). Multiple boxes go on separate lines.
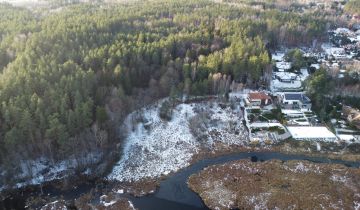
top-left (108, 100), bottom-right (248, 182)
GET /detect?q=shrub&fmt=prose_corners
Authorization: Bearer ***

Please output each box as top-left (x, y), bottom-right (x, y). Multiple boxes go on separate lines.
top-left (159, 100), bottom-right (173, 121)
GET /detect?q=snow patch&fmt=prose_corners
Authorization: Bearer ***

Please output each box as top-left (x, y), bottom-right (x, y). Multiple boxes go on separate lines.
top-left (115, 189), bottom-right (124, 194)
top-left (128, 200), bottom-right (136, 210)
top-left (316, 142), bottom-right (321, 151)
top-left (245, 192), bottom-right (271, 210)
top-left (108, 100), bottom-right (248, 182)
top-left (284, 162), bottom-right (322, 174)
top-left (40, 200), bottom-right (67, 210)
top-left (229, 162), bottom-right (260, 174)
top-left (108, 102), bottom-right (199, 182)
top-left (203, 180), bottom-right (236, 209)
top-left (330, 174), bottom-right (349, 183)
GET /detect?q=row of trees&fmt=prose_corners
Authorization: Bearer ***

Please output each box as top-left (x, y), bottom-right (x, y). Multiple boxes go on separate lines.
top-left (306, 66), bottom-right (360, 122)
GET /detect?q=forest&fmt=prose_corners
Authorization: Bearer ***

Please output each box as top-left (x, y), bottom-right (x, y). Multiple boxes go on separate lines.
top-left (0, 0), bottom-right (328, 180)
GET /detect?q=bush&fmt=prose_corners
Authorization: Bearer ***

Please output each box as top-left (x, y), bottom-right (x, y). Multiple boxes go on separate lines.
top-left (189, 112), bottom-right (211, 143)
top-left (248, 109), bottom-right (261, 114)
top-left (262, 112), bottom-right (277, 120)
top-left (159, 100), bottom-right (173, 121)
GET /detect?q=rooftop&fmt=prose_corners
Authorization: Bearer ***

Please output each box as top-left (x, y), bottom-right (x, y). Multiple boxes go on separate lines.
top-left (271, 80), bottom-right (302, 92)
top-left (275, 72), bottom-right (297, 80)
top-left (248, 92), bottom-right (271, 101)
top-left (276, 62), bottom-right (292, 70)
top-left (284, 93), bottom-right (310, 103)
top-left (287, 126), bottom-right (337, 140)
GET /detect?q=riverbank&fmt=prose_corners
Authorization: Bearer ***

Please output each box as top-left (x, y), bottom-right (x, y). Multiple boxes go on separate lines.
top-left (2, 150), bottom-right (360, 210)
top-left (127, 152), bottom-right (360, 210)
top-left (106, 141), bottom-right (360, 200)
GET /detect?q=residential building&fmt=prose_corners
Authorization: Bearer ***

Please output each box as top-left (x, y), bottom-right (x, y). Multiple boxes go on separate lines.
top-left (274, 72), bottom-right (297, 83)
top-left (246, 92), bottom-right (272, 107)
top-left (280, 93), bottom-right (312, 110)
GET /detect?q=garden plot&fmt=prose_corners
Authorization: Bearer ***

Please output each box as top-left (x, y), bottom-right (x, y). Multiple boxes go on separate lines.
top-left (108, 100), bottom-right (248, 182)
top-left (245, 108), bottom-right (287, 144)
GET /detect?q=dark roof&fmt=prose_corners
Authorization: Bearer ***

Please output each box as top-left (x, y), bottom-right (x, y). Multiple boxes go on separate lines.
top-left (284, 93), bottom-right (311, 103)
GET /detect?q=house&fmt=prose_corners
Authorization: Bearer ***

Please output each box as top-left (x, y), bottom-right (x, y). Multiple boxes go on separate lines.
top-left (272, 52), bottom-right (285, 62)
top-left (271, 72), bottom-right (302, 92)
top-left (280, 93), bottom-right (312, 110)
top-left (276, 61), bottom-right (292, 71)
top-left (246, 92), bottom-right (272, 107)
top-left (330, 48), bottom-right (347, 60)
top-left (271, 79), bottom-right (302, 92)
top-left (322, 44), bottom-right (348, 60)
top-left (274, 72), bottom-right (297, 83)
top-left (287, 126), bottom-right (337, 141)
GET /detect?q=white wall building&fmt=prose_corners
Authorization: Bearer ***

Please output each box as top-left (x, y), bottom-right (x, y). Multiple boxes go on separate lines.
top-left (280, 93), bottom-right (312, 110)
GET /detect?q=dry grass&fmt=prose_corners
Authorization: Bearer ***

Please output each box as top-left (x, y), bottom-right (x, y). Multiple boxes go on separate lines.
top-left (188, 160), bottom-right (360, 210)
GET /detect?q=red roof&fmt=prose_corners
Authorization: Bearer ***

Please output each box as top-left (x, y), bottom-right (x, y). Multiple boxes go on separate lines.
top-left (248, 92), bottom-right (271, 101)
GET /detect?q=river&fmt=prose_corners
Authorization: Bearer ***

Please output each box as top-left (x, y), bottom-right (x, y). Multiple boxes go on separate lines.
top-left (1, 152), bottom-right (360, 210)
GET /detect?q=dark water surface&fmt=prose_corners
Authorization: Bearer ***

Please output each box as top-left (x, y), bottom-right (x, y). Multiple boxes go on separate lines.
top-left (1, 152), bottom-right (359, 210)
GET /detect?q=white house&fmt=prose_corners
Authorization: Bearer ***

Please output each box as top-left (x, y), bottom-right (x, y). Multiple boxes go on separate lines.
top-left (280, 93), bottom-right (312, 110)
top-left (276, 61), bottom-right (292, 71)
top-left (274, 72), bottom-right (297, 83)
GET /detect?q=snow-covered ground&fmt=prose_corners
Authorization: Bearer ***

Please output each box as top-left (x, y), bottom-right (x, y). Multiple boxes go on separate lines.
top-left (0, 0), bottom-right (49, 8)
top-left (108, 100), bottom-right (248, 182)
top-left (40, 200), bottom-right (67, 210)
